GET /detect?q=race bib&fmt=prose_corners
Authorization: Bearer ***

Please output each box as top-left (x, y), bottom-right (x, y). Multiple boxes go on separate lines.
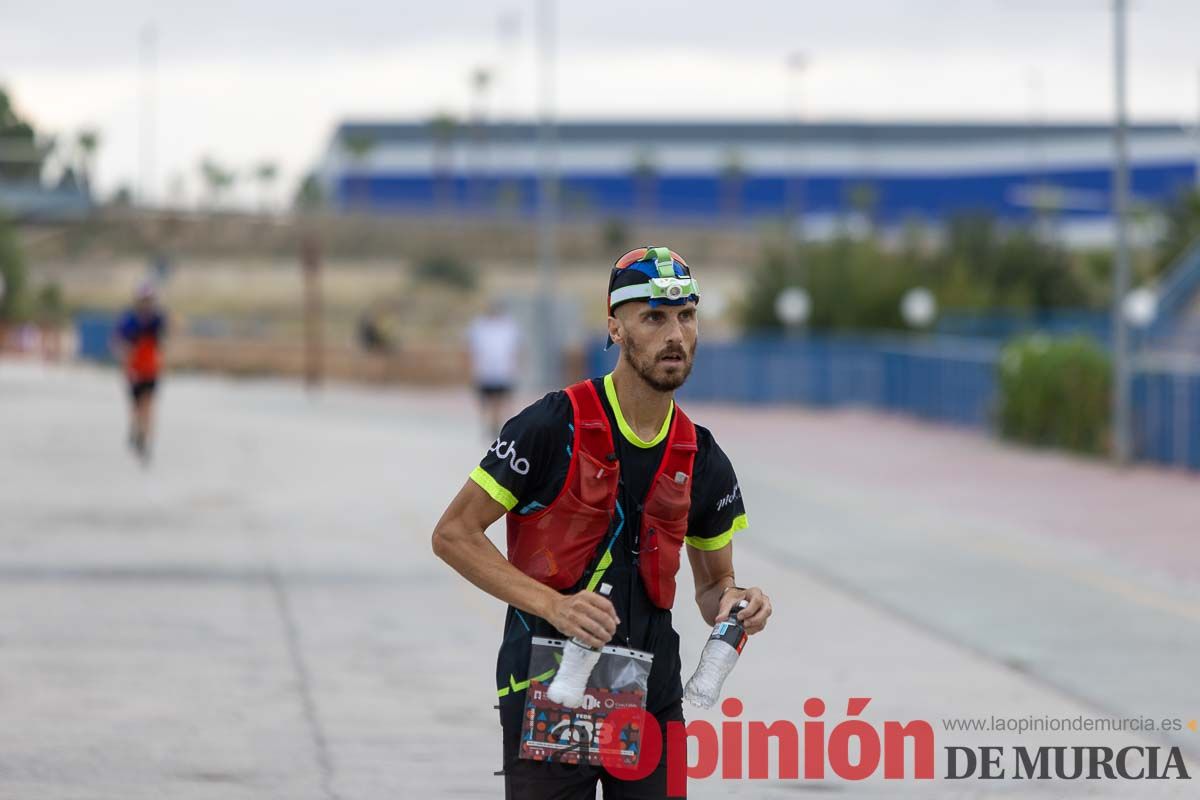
top-left (519, 637), bottom-right (654, 768)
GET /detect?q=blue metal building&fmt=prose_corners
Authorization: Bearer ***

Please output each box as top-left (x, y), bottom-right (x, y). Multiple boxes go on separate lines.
top-left (315, 120), bottom-right (1198, 231)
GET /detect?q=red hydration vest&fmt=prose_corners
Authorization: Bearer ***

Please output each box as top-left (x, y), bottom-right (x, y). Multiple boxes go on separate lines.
top-left (506, 379), bottom-right (697, 609)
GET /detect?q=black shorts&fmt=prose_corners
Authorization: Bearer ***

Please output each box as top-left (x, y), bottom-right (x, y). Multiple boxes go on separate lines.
top-left (501, 700), bottom-right (686, 799)
top-left (478, 382), bottom-right (514, 400)
top-left (129, 379), bottom-right (157, 401)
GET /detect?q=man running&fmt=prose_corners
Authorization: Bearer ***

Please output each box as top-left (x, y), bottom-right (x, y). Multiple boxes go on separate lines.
top-left (467, 299), bottom-right (521, 439)
top-left (432, 246), bottom-right (772, 799)
top-left (111, 282), bottom-right (166, 462)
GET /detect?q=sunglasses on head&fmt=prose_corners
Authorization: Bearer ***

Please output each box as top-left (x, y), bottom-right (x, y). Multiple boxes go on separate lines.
top-left (613, 246), bottom-right (689, 273)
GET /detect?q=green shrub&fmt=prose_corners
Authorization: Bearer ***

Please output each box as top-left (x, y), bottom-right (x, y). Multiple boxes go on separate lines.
top-left (413, 252), bottom-right (477, 290)
top-left (997, 335), bottom-right (1111, 455)
top-left (737, 238), bottom-right (935, 333)
top-left (0, 214), bottom-right (26, 321)
top-left (1154, 188), bottom-right (1200, 278)
top-left (737, 243), bottom-right (795, 332)
top-left (35, 282), bottom-right (67, 326)
top-left (602, 218), bottom-right (629, 252)
top-left (736, 214), bottom-right (1099, 335)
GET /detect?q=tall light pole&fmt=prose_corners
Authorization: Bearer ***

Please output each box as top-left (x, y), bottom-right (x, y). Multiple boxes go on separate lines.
top-left (470, 67), bottom-right (493, 211)
top-left (785, 52), bottom-right (807, 252)
top-left (1025, 69), bottom-right (1046, 192)
top-left (138, 22), bottom-right (158, 207)
top-left (1195, 67), bottom-right (1200, 190)
top-left (536, 0), bottom-right (560, 388)
top-left (1111, 0), bottom-right (1133, 464)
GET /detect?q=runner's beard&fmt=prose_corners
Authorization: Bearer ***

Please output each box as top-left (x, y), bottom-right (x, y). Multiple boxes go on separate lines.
top-left (622, 329), bottom-right (696, 393)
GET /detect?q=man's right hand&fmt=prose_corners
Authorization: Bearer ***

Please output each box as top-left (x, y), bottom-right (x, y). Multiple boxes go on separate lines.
top-left (548, 591), bottom-right (619, 649)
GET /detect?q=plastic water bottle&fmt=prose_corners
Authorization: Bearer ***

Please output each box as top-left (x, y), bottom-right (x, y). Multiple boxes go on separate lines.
top-left (547, 583), bottom-right (613, 708)
top-left (683, 599), bottom-right (749, 709)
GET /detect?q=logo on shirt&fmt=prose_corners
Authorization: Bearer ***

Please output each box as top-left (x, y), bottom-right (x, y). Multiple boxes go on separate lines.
top-left (490, 438), bottom-right (531, 475)
top-left (716, 483), bottom-right (741, 512)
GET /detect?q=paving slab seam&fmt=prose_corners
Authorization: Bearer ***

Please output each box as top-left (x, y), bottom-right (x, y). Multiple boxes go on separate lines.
top-left (266, 564), bottom-right (342, 800)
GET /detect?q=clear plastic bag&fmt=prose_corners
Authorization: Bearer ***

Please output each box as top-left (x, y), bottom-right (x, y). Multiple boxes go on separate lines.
top-left (519, 636), bottom-right (654, 767)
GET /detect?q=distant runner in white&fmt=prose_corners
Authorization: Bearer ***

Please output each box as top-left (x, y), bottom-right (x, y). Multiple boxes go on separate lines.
top-left (467, 300), bottom-right (522, 439)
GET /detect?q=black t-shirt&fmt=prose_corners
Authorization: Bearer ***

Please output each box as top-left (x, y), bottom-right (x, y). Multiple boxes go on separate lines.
top-left (471, 374), bottom-right (748, 732)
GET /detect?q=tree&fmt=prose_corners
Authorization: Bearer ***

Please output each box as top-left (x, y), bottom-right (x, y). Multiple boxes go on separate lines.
top-left (75, 129), bottom-right (100, 196)
top-left (35, 281), bottom-right (67, 326)
top-left (845, 181), bottom-right (880, 235)
top-left (1154, 188), bottom-right (1200, 278)
top-left (341, 131), bottom-right (376, 212)
top-left (937, 214), bottom-right (1088, 311)
top-left (293, 173), bottom-right (324, 212)
top-left (737, 214), bottom-right (1096, 336)
top-left (111, 185), bottom-right (134, 208)
top-left (0, 87), bottom-right (44, 181)
top-left (0, 213), bottom-right (27, 321)
top-left (253, 161), bottom-right (279, 213)
top-left (198, 157), bottom-right (235, 209)
top-left (720, 149), bottom-right (745, 220)
top-left (633, 148), bottom-right (658, 218)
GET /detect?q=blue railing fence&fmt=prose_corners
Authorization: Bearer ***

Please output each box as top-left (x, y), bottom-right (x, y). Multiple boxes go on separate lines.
top-left (587, 334), bottom-right (1199, 471)
top-left (588, 336), bottom-right (1000, 427)
top-left (1132, 355), bottom-right (1200, 470)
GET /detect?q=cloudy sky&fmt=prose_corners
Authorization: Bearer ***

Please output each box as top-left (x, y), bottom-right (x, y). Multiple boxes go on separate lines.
top-left (4, 0), bottom-right (1199, 204)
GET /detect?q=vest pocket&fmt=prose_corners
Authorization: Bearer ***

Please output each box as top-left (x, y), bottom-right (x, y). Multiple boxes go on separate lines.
top-left (640, 472), bottom-right (691, 608)
top-left (576, 448), bottom-right (618, 507)
top-left (643, 470), bottom-right (690, 522)
top-left (508, 450), bottom-right (617, 590)
top-left (640, 512), bottom-right (687, 608)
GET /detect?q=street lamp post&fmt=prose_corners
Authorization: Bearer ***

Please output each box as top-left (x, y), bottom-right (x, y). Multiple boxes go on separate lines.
top-left (1111, 0), bottom-right (1133, 464)
top-left (785, 52), bottom-right (807, 253)
top-left (536, 0), bottom-right (560, 389)
top-left (470, 67), bottom-right (493, 212)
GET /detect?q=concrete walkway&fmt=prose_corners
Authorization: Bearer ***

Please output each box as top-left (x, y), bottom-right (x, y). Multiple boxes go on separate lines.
top-left (1, 362), bottom-right (1197, 798)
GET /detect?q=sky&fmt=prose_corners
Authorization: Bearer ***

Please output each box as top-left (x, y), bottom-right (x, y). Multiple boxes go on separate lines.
top-left (3, 0), bottom-right (1199, 206)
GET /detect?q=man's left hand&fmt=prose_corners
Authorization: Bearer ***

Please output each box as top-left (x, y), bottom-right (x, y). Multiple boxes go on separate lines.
top-left (717, 586), bottom-right (772, 635)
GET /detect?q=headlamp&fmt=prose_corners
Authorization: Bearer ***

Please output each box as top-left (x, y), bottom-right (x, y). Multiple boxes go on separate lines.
top-left (609, 276), bottom-right (701, 308)
top-left (649, 276), bottom-right (700, 302)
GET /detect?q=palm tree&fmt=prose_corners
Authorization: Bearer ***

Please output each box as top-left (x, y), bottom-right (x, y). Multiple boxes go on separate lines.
top-left (341, 132), bottom-right (376, 213)
top-left (253, 161), bottom-right (279, 214)
top-left (846, 182), bottom-right (880, 237)
top-left (720, 149), bottom-right (744, 222)
top-left (294, 173), bottom-right (325, 213)
top-left (633, 148), bottom-right (658, 219)
top-left (75, 129), bottom-right (100, 198)
top-left (198, 157), bottom-right (235, 210)
top-left (428, 114), bottom-right (459, 213)
top-left (0, 88), bottom-right (42, 181)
